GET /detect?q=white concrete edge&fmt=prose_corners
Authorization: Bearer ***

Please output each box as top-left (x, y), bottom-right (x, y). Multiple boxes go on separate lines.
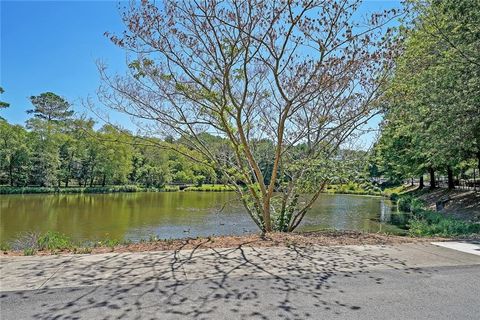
top-left (431, 241), bottom-right (480, 257)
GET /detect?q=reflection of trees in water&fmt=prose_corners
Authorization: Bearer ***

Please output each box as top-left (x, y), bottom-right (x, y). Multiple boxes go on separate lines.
top-left (1, 193), bottom-right (400, 244)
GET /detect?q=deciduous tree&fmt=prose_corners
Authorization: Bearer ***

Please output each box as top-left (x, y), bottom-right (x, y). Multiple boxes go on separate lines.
top-left (100, 0), bottom-right (399, 232)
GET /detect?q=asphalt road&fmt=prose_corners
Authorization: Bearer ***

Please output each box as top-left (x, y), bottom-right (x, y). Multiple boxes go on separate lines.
top-left (1, 243), bottom-right (479, 319)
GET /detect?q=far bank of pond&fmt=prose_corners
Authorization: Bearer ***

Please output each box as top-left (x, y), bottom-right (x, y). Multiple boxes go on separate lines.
top-left (0, 192), bottom-right (404, 244)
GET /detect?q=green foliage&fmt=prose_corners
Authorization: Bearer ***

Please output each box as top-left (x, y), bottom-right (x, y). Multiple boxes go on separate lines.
top-left (373, 0), bottom-right (480, 183)
top-left (0, 185), bottom-right (182, 194)
top-left (95, 238), bottom-right (120, 249)
top-left (389, 193), bottom-right (399, 202)
top-left (397, 195), bottom-right (424, 213)
top-left (0, 242), bottom-right (10, 251)
top-left (27, 92), bottom-right (73, 122)
top-left (326, 182), bottom-right (382, 196)
top-left (0, 87), bottom-right (10, 110)
top-left (184, 184), bottom-right (235, 192)
top-left (0, 115), bottom-right (222, 190)
top-left (408, 211), bottom-right (480, 237)
top-left (37, 231), bottom-right (73, 251)
top-left (396, 194), bottom-right (480, 237)
top-left (23, 248), bottom-right (37, 256)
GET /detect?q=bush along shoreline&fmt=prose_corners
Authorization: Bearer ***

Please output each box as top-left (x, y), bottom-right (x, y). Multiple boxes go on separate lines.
top-left (1, 230), bottom-right (438, 257)
top-left (0, 184), bottom-right (236, 195)
top-left (1, 231), bottom-right (125, 256)
top-left (0, 183), bottom-right (399, 196)
top-left (394, 194), bottom-right (480, 237)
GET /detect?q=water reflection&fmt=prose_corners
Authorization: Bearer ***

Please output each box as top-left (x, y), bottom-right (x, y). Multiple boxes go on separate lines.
top-left (0, 192), bottom-right (404, 243)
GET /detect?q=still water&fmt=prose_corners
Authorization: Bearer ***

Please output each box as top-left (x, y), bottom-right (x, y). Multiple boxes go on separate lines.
top-left (0, 192), bottom-right (403, 243)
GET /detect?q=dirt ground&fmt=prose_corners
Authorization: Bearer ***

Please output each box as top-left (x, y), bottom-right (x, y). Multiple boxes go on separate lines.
top-left (417, 189), bottom-right (480, 222)
top-left (3, 231), bottom-right (447, 256)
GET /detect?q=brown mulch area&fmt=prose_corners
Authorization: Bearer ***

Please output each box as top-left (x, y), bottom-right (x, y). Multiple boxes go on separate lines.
top-left (2, 231), bottom-right (446, 257)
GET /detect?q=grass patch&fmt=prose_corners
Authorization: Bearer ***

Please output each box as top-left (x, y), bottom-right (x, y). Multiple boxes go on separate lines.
top-left (0, 185), bottom-right (181, 194)
top-left (37, 231), bottom-right (73, 251)
top-left (325, 182), bottom-right (383, 196)
top-left (396, 194), bottom-right (480, 237)
top-left (7, 231), bottom-right (128, 255)
top-left (23, 247), bottom-right (37, 256)
top-left (0, 242), bottom-right (11, 251)
top-left (408, 211), bottom-right (480, 237)
top-left (184, 184), bottom-right (236, 192)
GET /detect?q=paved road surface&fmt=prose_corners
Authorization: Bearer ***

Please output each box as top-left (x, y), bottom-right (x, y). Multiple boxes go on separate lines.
top-left (1, 242), bottom-right (479, 319)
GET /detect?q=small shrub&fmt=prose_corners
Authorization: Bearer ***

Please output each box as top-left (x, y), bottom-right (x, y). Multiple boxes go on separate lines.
top-left (389, 193), bottom-right (399, 202)
top-left (122, 239), bottom-right (133, 245)
top-left (73, 247), bottom-right (92, 254)
top-left (184, 184), bottom-right (236, 192)
top-left (0, 242), bottom-right (10, 251)
top-left (397, 195), bottom-right (417, 212)
top-left (23, 247), bottom-right (36, 256)
top-left (148, 234), bottom-right (159, 242)
top-left (407, 207), bottom-right (480, 237)
top-left (37, 231), bottom-right (73, 251)
top-left (102, 238), bottom-right (120, 248)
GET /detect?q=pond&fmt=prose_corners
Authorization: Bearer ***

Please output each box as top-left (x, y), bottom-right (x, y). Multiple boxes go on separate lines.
top-left (0, 192), bottom-right (404, 244)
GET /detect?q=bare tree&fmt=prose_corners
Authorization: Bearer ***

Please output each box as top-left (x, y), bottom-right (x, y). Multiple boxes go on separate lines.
top-left (100, 0), bottom-right (399, 233)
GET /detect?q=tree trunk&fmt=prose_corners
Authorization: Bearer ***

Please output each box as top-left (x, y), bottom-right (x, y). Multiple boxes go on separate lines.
top-left (419, 176), bottom-right (424, 189)
top-left (447, 167), bottom-right (455, 189)
top-left (429, 167), bottom-right (436, 189)
top-left (65, 162), bottom-right (71, 187)
top-left (102, 174), bottom-right (106, 187)
top-left (477, 152), bottom-right (480, 172)
top-left (9, 162), bottom-right (13, 186)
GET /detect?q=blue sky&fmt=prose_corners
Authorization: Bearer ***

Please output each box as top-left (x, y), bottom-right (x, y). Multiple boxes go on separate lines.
top-left (1, 0), bottom-right (128, 125)
top-left (1, 0), bottom-right (400, 146)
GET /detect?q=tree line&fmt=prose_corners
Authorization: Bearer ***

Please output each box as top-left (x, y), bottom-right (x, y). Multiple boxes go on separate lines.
top-left (371, 0), bottom-right (480, 189)
top-left (0, 88), bottom-right (370, 191)
top-left (0, 91), bottom-right (218, 188)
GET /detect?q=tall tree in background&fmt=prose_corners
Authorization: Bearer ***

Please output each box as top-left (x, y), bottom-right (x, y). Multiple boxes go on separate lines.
top-left (25, 92), bottom-right (74, 186)
top-left (100, 0), bottom-right (399, 232)
top-left (374, 0), bottom-right (479, 189)
top-left (0, 87), bottom-right (9, 109)
top-left (28, 92), bottom-right (74, 122)
top-left (0, 122), bottom-right (30, 186)
top-left (27, 118), bottom-right (62, 187)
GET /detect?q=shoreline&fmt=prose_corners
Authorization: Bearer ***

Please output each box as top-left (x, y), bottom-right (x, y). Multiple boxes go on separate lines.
top-left (0, 185), bottom-right (390, 197)
top-left (0, 184), bottom-right (238, 195)
top-left (1, 230), bottom-right (455, 257)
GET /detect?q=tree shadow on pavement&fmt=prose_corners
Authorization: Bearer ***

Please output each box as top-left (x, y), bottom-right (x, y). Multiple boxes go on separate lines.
top-left (1, 241), bottom-right (433, 320)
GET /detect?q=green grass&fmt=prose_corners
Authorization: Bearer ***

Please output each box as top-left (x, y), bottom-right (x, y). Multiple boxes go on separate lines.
top-left (37, 231), bottom-right (73, 251)
top-left (0, 242), bottom-right (11, 251)
top-left (6, 231), bottom-right (129, 255)
top-left (23, 247), bottom-right (37, 256)
top-left (396, 195), bottom-right (424, 213)
top-left (325, 182), bottom-right (383, 196)
top-left (396, 194), bottom-right (480, 237)
top-left (0, 185), bottom-right (180, 194)
top-left (325, 183), bottom-right (413, 199)
top-left (94, 238), bottom-right (121, 250)
top-left (408, 211), bottom-right (480, 237)
top-left (184, 184), bottom-right (236, 192)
